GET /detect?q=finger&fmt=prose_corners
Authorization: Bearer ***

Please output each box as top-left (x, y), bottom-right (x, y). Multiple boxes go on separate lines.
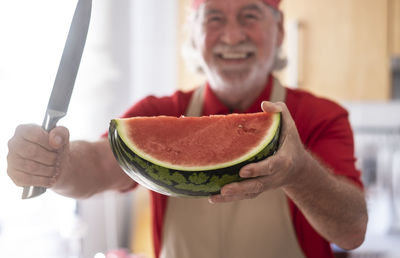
top-left (15, 124), bottom-right (54, 151)
top-left (263, 101), bottom-right (300, 151)
top-left (215, 178), bottom-right (268, 198)
top-left (8, 137), bottom-right (58, 166)
top-left (7, 152), bottom-right (57, 177)
top-left (272, 102), bottom-right (296, 137)
top-left (261, 101), bottom-right (286, 146)
top-left (7, 168), bottom-right (56, 188)
top-left (261, 101), bottom-right (283, 113)
top-left (240, 154), bottom-right (284, 178)
top-left (209, 192), bottom-right (259, 203)
top-left (49, 126), bottom-right (70, 150)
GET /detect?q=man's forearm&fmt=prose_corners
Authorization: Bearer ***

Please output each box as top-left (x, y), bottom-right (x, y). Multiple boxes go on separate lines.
top-left (52, 140), bottom-right (133, 199)
top-left (283, 151), bottom-right (368, 250)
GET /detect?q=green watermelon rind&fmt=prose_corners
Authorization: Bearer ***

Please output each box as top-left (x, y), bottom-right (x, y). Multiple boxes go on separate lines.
top-left (114, 113), bottom-right (281, 171)
top-left (108, 114), bottom-right (281, 197)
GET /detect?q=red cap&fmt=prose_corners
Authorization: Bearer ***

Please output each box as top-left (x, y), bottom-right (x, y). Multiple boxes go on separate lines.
top-left (192, 0), bottom-right (281, 10)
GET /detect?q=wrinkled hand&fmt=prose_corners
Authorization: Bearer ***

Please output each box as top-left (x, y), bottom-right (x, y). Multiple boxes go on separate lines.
top-left (209, 101), bottom-right (307, 203)
top-left (7, 124), bottom-right (70, 189)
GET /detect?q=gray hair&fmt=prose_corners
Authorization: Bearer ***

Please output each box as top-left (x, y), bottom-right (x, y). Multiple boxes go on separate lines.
top-left (181, 4), bottom-right (287, 75)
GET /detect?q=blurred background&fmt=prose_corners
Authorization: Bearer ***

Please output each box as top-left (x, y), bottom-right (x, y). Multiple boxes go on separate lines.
top-left (0, 0), bottom-right (399, 257)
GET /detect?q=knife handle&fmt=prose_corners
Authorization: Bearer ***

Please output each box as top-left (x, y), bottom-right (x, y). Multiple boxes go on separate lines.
top-left (21, 110), bottom-right (66, 199)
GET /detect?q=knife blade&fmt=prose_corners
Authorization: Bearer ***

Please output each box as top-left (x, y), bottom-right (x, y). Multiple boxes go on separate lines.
top-left (22, 0), bottom-right (92, 199)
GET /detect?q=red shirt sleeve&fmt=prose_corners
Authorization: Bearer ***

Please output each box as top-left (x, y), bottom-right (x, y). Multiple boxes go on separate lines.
top-left (290, 90), bottom-right (362, 188)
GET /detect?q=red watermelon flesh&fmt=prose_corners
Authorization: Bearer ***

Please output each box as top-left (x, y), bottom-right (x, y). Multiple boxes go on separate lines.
top-left (117, 112), bottom-right (278, 170)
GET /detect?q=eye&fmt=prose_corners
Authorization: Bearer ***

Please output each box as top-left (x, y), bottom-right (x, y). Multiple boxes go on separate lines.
top-left (207, 15), bottom-right (223, 24)
top-left (243, 12), bottom-right (259, 21)
top-left (245, 14), bottom-right (257, 19)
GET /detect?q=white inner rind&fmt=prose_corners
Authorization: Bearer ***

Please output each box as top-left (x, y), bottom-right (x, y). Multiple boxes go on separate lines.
top-left (116, 113), bottom-right (280, 171)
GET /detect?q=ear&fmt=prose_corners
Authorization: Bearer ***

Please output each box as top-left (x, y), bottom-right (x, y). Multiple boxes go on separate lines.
top-left (190, 34), bottom-right (198, 51)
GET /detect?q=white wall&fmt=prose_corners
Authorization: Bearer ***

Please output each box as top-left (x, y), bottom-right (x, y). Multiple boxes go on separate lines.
top-left (0, 0), bottom-right (178, 257)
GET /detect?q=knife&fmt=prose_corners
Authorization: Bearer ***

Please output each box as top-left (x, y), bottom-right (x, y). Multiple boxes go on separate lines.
top-left (22, 0), bottom-right (92, 199)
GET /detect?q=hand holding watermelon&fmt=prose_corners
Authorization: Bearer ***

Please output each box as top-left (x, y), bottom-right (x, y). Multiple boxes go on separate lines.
top-left (208, 101), bottom-right (307, 203)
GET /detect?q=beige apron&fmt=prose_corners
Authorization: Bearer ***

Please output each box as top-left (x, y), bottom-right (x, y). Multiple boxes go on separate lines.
top-left (160, 78), bottom-right (305, 258)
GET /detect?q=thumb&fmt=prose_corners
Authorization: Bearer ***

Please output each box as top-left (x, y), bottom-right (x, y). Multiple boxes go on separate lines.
top-left (49, 126), bottom-right (70, 150)
top-left (261, 101), bottom-right (283, 113)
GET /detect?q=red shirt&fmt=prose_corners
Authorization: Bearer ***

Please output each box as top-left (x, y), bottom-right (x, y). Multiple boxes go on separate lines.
top-left (120, 76), bottom-right (362, 258)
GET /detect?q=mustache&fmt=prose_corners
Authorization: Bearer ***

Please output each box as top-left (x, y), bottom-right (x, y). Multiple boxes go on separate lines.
top-left (212, 43), bottom-right (257, 54)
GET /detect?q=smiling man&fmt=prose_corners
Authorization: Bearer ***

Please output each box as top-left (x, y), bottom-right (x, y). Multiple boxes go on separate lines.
top-left (191, 0), bottom-right (284, 111)
top-left (7, 0), bottom-right (367, 257)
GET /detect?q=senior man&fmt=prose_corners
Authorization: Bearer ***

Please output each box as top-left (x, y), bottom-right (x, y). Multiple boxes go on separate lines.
top-left (7, 0), bottom-right (367, 257)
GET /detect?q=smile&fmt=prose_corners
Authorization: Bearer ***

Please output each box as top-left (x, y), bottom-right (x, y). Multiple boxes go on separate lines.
top-left (216, 52), bottom-right (254, 60)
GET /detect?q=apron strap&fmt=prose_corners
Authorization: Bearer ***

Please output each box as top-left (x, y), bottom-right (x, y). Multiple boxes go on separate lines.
top-left (185, 84), bottom-right (205, 117)
top-left (270, 77), bottom-right (287, 103)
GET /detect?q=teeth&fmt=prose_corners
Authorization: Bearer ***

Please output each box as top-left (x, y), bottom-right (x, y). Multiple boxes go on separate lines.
top-left (220, 52), bottom-right (248, 59)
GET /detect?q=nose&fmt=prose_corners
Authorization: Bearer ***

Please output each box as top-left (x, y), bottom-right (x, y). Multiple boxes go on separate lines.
top-left (220, 21), bottom-right (246, 45)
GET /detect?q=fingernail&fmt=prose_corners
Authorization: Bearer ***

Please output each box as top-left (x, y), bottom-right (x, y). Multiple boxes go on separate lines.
top-left (54, 135), bottom-right (63, 146)
top-left (261, 101), bottom-right (267, 109)
top-left (241, 169), bottom-right (252, 177)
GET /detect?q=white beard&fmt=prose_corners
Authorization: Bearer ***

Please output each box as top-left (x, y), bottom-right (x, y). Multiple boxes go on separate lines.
top-left (202, 54), bottom-right (274, 99)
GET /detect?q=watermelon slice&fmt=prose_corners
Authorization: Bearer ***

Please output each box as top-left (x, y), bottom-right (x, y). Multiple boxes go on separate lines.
top-left (108, 112), bottom-right (281, 197)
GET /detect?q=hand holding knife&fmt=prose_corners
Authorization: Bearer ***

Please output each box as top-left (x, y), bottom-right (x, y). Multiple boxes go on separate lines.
top-left (22, 0), bottom-right (92, 199)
